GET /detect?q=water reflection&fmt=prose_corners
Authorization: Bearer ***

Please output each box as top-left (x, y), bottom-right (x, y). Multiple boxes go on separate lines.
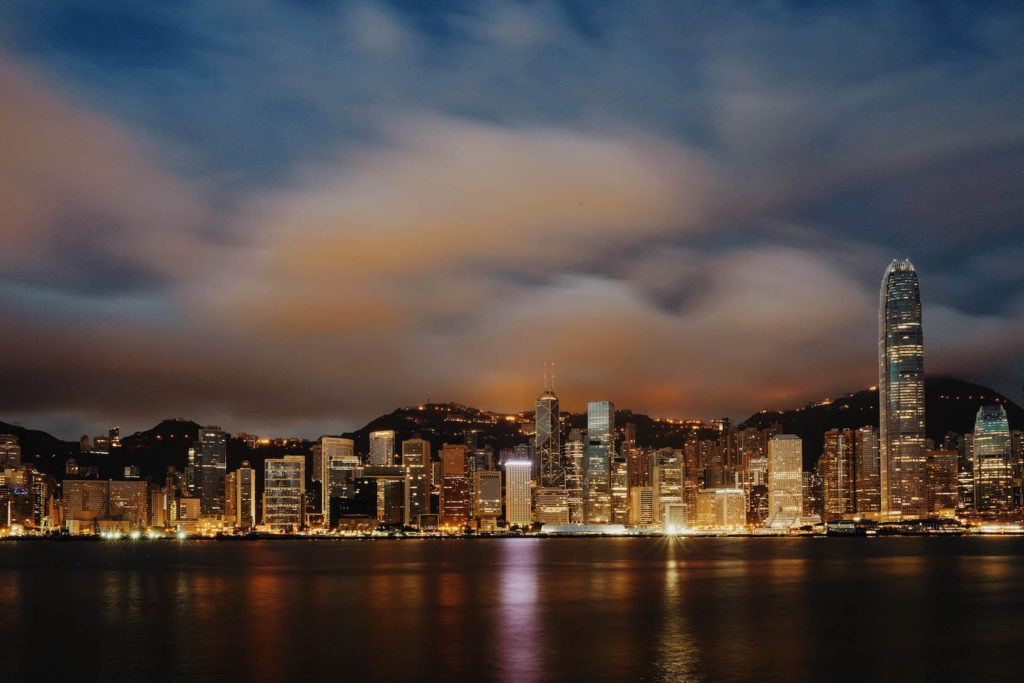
top-left (497, 539), bottom-right (541, 683)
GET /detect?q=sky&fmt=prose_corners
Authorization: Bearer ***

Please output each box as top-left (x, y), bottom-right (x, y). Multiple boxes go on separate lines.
top-left (0, 0), bottom-right (1022, 440)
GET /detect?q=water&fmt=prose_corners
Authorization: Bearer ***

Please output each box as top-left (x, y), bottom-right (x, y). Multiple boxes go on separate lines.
top-left (1, 537), bottom-right (1022, 681)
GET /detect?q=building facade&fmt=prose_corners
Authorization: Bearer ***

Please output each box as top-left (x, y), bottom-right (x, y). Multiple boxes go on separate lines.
top-left (879, 259), bottom-right (926, 518)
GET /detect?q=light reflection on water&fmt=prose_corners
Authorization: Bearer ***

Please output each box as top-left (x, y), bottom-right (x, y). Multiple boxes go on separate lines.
top-left (1, 538), bottom-right (1024, 681)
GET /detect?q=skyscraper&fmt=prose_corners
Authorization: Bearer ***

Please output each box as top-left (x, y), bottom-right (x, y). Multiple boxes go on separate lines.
top-left (585, 400), bottom-right (614, 524)
top-left (194, 427), bottom-right (228, 517)
top-left (402, 438), bottom-right (431, 526)
top-left (767, 434), bottom-right (803, 523)
top-left (322, 437), bottom-right (356, 519)
top-left (234, 462), bottom-right (256, 530)
top-left (536, 385), bottom-right (562, 488)
top-left (973, 405), bottom-right (1012, 512)
top-left (263, 456), bottom-right (305, 532)
top-left (854, 426), bottom-right (881, 515)
top-left (879, 258), bottom-right (926, 519)
top-left (440, 444), bottom-right (469, 530)
top-left (369, 430), bottom-right (396, 466)
top-left (0, 435), bottom-right (20, 469)
top-left (564, 429), bottom-right (585, 523)
top-left (504, 459), bottom-right (532, 528)
top-left (821, 429), bottom-right (855, 521)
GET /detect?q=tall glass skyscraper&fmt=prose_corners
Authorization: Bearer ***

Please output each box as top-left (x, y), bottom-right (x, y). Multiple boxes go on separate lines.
top-left (195, 426), bottom-right (228, 517)
top-left (585, 400), bottom-right (614, 524)
top-left (536, 388), bottom-right (562, 488)
top-left (973, 405), bottom-right (1012, 512)
top-left (879, 259), bottom-right (926, 519)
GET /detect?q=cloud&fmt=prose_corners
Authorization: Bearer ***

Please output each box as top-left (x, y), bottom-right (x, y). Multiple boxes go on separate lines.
top-left (0, 53), bottom-right (208, 295)
top-left (202, 114), bottom-right (717, 334)
top-left (0, 2), bottom-right (1023, 438)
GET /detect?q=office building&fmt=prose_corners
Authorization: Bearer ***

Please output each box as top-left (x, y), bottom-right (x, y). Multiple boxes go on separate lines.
top-left (695, 489), bottom-right (747, 530)
top-left (926, 450), bottom-right (959, 515)
top-left (440, 444), bottom-right (469, 529)
top-left (193, 427), bottom-right (228, 517)
top-left (821, 429), bottom-right (855, 521)
top-left (879, 258), bottom-right (927, 518)
top-left (505, 459), bottom-right (532, 528)
top-left (369, 430), bottom-right (396, 466)
top-left (534, 487), bottom-right (570, 525)
top-left (974, 405), bottom-right (1013, 512)
top-left (536, 382), bottom-right (563, 488)
top-left (402, 438), bottom-right (431, 526)
top-left (263, 456), bottom-right (305, 532)
top-left (585, 400), bottom-right (615, 524)
top-left (854, 426), bottom-right (881, 515)
top-left (768, 435), bottom-right (803, 524)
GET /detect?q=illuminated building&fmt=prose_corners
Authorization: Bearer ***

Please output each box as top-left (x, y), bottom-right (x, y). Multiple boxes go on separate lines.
top-left (475, 470), bottom-right (502, 530)
top-left (695, 489), bottom-right (747, 530)
top-left (144, 485), bottom-right (163, 528)
top-left (925, 450), bottom-right (959, 515)
top-left (653, 462), bottom-right (684, 526)
top-left (534, 487), bottom-right (570, 525)
top-left (629, 486), bottom-right (655, 526)
top-left (440, 444), bottom-right (469, 529)
top-left (107, 481), bottom-right (149, 528)
top-left (854, 427), bottom-right (881, 515)
top-left (193, 426), bottom-right (228, 517)
top-left (322, 437), bottom-right (356, 519)
top-left (263, 456), bottom-right (305, 532)
top-left (879, 258), bottom-right (926, 518)
top-left (564, 430), bottom-right (585, 523)
top-left (0, 435), bottom-right (20, 468)
top-left (767, 434), bottom-right (803, 524)
top-left (369, 430), bottom-right (396, 466)
top-left (610, 456), bottom-right (629, 524)
top-left (504, 459), bottom-right (532, 528)
top-left (536, 381), bottom-right (563, 488)
top-left (402, 439), bottom-right (431, 526)
top-left (821, 429), bottom-right (855, 521)
top-left (234, 462), bottom-right (256, 530)
top-left (585, 400), bottom-right (614, 524)
top-left (973, 405), bottom-right (1013, 512)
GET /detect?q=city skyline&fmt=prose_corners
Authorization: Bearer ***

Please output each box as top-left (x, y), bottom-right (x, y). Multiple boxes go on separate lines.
top-left (0, 2), bottom-right (1022, 441)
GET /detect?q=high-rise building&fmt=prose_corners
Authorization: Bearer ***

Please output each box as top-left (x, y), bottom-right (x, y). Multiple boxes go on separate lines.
top-left (536, 384), bottom-right (562, 488)
top-left (234, 462), bottom-right (256, 530)
top-left (193, 427), bottom-right (228, 518)
top-left (973, 405), bottom-right (1013, 512)
top-left (534, 487), bottom-right (570, 525)
top-left (321, 437), bottom-right (356, 517)
top-left (879, 258), bottom-right (926, 518)
top-left (585, 400), bottom-right (615, 524)
top-left (440, 444), bottom-right (469, 530)
top-left (504, 460), bottom-right (532, 528)
top-left (402, 438), bottom-right (431, 526)
top-left (475, 470), bottom-right (502, 529)
top-left (768, 435), bottom-right (803, 523)
top-left (263, 456), bottom-right (305, 532)
top-left (369, 430), bottom-right (396, 466)
top-left (854, 427), bottom-right (881, 515)
top-left (610, 456), bottom-right (629, 524)
top-left (925, 450), bottom-right (959, 515)
top-left (0, 435), bottom-right (20, 469)
top-left (629, 486), bottom-right (655, 526)
top-left (821, 429), bottom-right (856, 521)
top-left (564, 430), bottom-right (585, 524)
top-left (653, 462), bottom-right (684, 527)
top-left (695, 489), bottom-right (747, 530)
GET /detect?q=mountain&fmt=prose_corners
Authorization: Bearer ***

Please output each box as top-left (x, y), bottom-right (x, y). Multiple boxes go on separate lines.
top-left (740, 376), bottom-right (1024, 469)
top-left (0, 420), bottom-right (79, 476)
